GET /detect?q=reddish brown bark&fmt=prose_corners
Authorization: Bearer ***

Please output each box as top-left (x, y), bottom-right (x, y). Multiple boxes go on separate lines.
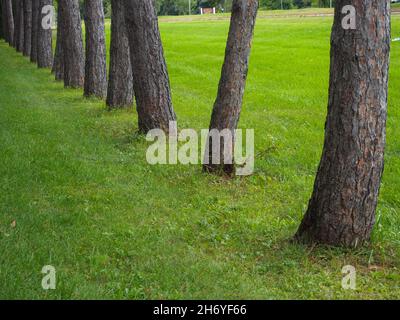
top-left (295, 1), bottom-right (391, 247)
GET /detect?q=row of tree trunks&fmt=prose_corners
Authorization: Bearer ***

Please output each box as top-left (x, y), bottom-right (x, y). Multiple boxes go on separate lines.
top-left (106, 0), bottom-right (133, 109)
top-left (22, 0), bottom-right (31, 57)
top-left (124, 0), bottom-right (176, 133)
top-left (295, 0), bottom-right (391, 247)
top-left (59, 0), bottom-right (84, 88)
top-left (84, 0), bottom-right (107, 98)
top-left (203, 0), bottom-right (258, 175)
top-left (30, 0), bottom-right (38, 63)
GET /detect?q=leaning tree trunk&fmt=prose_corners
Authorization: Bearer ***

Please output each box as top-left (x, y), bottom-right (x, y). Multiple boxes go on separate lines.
top-left (106, 0), bottom-right (133, 109)
top-left (30, 0), bottom-right (38, 62)
top-left (295, 0), bottom-right (391, 248)
top-left (59, 0), bottom-right (84, 88)
top-left (52, 2), bottom-right (64, 80)
top-left (37, 0), bottom-right (53, 68)
top-left (203, 0), bottom-right (258, 175)
top-left (22, 0), bottom-right (31, 56)
top-left (84, 0), bottom-right (107, 98)
top-left (4, 0), bottom-right (13, 45)
top-left (123, 0), bottom-right (176, 133)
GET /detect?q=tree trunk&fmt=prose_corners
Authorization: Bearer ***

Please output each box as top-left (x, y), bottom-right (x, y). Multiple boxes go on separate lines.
top-left (0, 0), bottom-right (4, 40)
top-left (84, 0), bottom-right (107, 98)
top-left (4, 0), bottom-right (13, 45)
top-left (203, 0), bottom-right (258, 175)
top-left (11, 0), bottom-right (16, 46)
top-left (59, 0), bottom-right (84, 88)
top-left (30, 0), bottom-right (38, 62)
top-left (17, 0), bottom-right (23, 52)
top-left (0, 0), bottom-right (9, 42)
top-left (295, 1), bottom-right (391, 248)
top-left (52, 2), bottom-right (64, 80)
top-left (123, 0), bottom-right (176, 133)
top-left (15, 0), bottom-right (23, 52)
top-left (37, 0), bottom-right (52, 68)
top-left (22, 0), bottom-right (31, 56)
top-left (106, 0), bottom-right (133, 109)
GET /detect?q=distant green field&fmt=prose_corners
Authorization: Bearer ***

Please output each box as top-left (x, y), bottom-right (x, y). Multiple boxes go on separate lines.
top-left (0, 12), bottom-right (399, 299)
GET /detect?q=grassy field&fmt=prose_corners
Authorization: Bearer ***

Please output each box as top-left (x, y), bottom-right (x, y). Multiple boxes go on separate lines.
top-left (0, 12), bottom-right (399, 300)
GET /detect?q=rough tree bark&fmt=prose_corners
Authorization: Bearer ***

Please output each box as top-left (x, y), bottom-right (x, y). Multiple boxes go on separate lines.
top-left (203, 0), bottom-right (258, 175)
top-left (106, 0), bottom-right (133, 108)
top-left (4, 0), bottom-right (13, 45)
top-left (30, 0), bottom-right (38, 62)
top-left (37, 0), bottom-right (53, 68)
top-left (0, 0), bottom-right (4, 39)
top-left (123, 0), bottom-right (176, 133)
top-left (295, 1), bottom-right (391, 247)
top-left (11, 0), bottom-right (16, 46)
top-left (22, 0), bottom-right (31, 56)
top-left (1, 0), bottom-right (7, 42)
top-left (84, 0), bottom-right (107, 98)
top-left (59, 0), bottom-right (84, 88)
top-left (15, 0), bottom-right (24, 52)
top-left (52, 2), bottom-right (64, 80)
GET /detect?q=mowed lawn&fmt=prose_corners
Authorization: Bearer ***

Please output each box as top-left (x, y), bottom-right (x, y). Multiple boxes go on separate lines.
top-left (0, 12), bottom-right (399, 299)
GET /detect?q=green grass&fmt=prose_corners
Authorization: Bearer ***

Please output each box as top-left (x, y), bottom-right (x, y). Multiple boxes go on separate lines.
top-left (0, 12), bottom-right (399, 300)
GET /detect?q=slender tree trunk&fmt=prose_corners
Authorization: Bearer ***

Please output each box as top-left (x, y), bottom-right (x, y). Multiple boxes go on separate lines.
top-left (295, 1), bottom-right (391, 248)
top-left (22, 0), bottom-right (31, 56)
top-left (14, 0), bottom-right (23, 51)
top-left (123, 0), bottom-right (176, 133)
top-left (4, 0), bottom-right (13, 45)
top-left (203, 0), bottom-right (258, 175)
top-left (52, 2), bottom-right (64, 80)
top-left (0, 0), bottom-right (4, 40)
top-left (30, 0), bottom-right (38, 62)
top-left (106, 0), bottom-right (133, 109)
top-left (17, 0), bottom-right (23, 52)
top-left (84, 0), bottom-right (107, 98)
top-left (37, 0), bottom-right (52, 68)
top-left (11, 0), bottom-right (17, 46)
top-left (59, 0), bottom-right (84, 88)
top-left (1, 0), bottom-right (5, 41)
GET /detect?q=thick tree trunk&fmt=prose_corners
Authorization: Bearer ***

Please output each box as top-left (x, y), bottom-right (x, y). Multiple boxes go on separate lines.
top-left (59, 0), bottom-right (84, 88)
top-left (123, 0), bottom-right (176, 133)
top-left (30, 0), bottom-right (38, 62)
top-left (84, 0), bottom-right (107, 98)
top-left (22, 0), bottom-right (31, 56)
top-left (203, 0), bottom-right (258, 175)
top-left (106, 0), bottom-right (133, 109)
top-left (4, 0), bottom-right (13, 45)
top-left (52, 2), bottom-right (64, 80)
top-left (37, 0), bottom-right (52, 68)
top-left (295, 1), bottom-right (391, 248)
